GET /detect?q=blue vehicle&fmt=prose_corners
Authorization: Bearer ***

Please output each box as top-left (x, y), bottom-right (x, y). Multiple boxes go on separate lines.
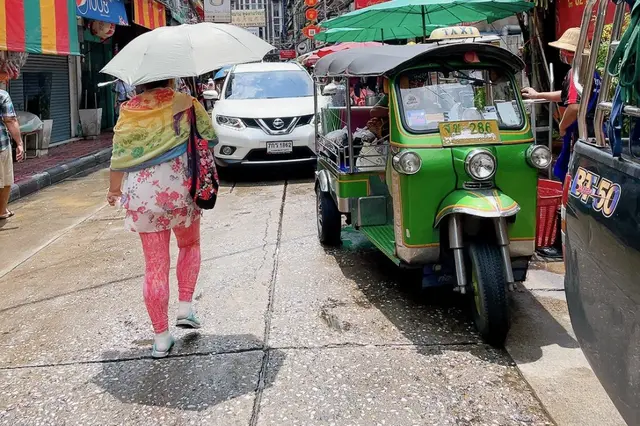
top-left (562, 0), bottom-right (640, 423)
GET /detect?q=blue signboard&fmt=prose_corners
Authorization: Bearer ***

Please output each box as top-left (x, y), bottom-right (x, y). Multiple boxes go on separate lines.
top-left (77, 0), bottom-right (129, 26)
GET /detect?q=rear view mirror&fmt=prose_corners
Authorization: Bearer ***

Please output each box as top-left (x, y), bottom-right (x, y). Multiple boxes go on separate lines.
top-left (322, 82), bottom-right (338, 96)
top-left (203, 90), bottom-right (219, 100)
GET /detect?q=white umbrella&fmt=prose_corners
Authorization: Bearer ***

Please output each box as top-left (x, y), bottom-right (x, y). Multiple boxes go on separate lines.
top-left (101, 23), bottom-right (274, 86)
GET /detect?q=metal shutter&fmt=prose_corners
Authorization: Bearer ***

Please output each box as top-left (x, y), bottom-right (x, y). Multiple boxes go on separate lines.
top-left (9, 54), bottom-right (71, 143)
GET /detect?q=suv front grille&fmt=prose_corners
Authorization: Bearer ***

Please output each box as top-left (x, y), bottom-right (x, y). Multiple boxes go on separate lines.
top-left (239, 115), bottom-right (313, 134)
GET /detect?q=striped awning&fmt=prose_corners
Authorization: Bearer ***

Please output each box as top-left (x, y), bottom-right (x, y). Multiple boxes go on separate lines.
top-left (0, 0), bottom-right (80, 55)
top-left (134, 0), bottom-right (167, 30)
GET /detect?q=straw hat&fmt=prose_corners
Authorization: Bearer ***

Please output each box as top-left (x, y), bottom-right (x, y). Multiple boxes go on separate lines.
top-left (549, 27), bottom-right (588, 53)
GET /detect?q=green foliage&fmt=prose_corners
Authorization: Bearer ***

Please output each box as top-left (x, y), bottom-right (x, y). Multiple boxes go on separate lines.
top-left (596, 15), bottom-right (631, 78)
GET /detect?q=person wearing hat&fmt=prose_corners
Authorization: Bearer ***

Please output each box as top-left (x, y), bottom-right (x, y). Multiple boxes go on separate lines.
top-left (521, 27), bottom-right (601, 181)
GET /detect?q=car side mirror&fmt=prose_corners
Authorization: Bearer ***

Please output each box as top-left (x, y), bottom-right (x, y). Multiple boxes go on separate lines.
top-left (322, 82), bottom-right (338, 96)
top-left (203, 90), bottom-right (219, 100)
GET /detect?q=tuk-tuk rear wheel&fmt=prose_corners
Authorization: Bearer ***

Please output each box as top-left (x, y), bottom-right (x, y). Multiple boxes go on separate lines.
top-left (316, 189), bottom-right (341, 246)
top-left (467, 242), bottom-right (510, 347)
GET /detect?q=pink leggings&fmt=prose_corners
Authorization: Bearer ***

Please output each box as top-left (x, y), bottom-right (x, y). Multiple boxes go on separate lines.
top-left (139, 219), bottom-right (201, 333)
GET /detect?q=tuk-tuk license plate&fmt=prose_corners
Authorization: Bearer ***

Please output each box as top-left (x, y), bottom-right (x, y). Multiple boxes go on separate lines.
top-left (266, 141), bottom-right (293, 154)
top-left (439, 120), bottom-right (501, 146)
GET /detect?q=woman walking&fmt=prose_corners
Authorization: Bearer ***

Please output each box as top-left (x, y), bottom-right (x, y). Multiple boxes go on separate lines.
top-left (106, 79), bottom-right (216, 358)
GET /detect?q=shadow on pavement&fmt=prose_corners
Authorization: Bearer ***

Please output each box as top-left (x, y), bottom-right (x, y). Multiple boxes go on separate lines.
top-left (324, 227), bottom-right (577, 365)
top-left (93, 333), bottom-right (284, 411)
top-left (324, 229), bottom-right (487, 355)
top-left (507, 287), bottom-right (579, 364)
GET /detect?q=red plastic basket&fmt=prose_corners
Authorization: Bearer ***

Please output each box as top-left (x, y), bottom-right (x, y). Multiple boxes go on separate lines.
top-left (536, 179), bottom-right (563, 248)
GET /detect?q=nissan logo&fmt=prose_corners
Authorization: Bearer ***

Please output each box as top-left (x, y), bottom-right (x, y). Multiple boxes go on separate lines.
top-left (272, 118), bottom-right (285, 129)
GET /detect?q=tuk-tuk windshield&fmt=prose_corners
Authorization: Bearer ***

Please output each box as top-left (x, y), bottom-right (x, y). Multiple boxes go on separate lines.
top-left (396, 67), bottom-right (523, 133)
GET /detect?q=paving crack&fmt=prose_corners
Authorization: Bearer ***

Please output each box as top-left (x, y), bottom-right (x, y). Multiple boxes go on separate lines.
top-left (249, 181), bottom-right (287, 426)
top-left (0, 340), bottom-right (487, 372)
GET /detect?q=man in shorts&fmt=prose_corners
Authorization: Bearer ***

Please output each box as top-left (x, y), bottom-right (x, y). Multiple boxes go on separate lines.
top-left (0, 89), bottom-right (24, 219)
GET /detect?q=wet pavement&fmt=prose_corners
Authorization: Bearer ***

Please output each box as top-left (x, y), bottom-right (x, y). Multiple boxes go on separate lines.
top-left (0, 166), bottom-right (554, 425)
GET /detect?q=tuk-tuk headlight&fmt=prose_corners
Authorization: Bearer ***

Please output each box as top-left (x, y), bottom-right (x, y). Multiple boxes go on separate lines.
top-left (392, 151), bottom-right (422, 175)
top-left (465, 149), bottom-right (496, 181)
top-left (526, 145), bottom-right (552, 169)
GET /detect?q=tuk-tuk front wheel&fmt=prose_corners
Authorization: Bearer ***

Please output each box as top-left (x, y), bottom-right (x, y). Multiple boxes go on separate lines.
top-left (316, 189), bottom-right (341, 246)
top-left (467, 242), bottom-right (510, 347)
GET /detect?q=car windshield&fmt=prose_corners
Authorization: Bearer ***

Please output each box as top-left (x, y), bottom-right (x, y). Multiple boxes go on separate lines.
top-left (396, 67), bottom-right (523, 133)
top-left (225, 70), bottom-right (313, 100)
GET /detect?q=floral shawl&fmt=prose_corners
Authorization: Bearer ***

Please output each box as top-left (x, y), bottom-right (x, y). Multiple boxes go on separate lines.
top-left (110, 88), bottom-right (215, 171)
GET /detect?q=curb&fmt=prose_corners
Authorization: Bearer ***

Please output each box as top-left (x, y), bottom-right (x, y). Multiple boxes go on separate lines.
top-left (9, 148), bottom-right (112, 203)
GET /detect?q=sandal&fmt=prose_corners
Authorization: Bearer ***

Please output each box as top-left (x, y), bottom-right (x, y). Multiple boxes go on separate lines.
top-left (176, 312), bottom-right (202, 329)
top-left (151, 336), bottom-right (175, 359)
top-left (0, 210), bottom-right (14, 220)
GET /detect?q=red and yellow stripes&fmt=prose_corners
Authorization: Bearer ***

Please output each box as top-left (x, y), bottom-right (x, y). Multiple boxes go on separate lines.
top-left (0, 0), bottom-right (79, 55)
top-left (134, 0), bottom-right (167, 30)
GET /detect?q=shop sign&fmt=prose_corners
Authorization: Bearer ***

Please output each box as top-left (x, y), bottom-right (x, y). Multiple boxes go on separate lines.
top-left (556, 0), bottom-right (616, 39)
top-left (231, 10), bottom-right (266, 27)
top-left (279, 50), bottom-right (296, 59)
top-left (77, 0), bottom-right (129, 25)
top-left (354, 0), bottom-right (388, 10)
top-left (205, 0), bottom-right (231, 23)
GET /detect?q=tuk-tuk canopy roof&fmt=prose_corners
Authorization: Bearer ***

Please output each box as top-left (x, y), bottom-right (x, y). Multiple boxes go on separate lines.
top-left (313, 42), bottom-right (524, 77)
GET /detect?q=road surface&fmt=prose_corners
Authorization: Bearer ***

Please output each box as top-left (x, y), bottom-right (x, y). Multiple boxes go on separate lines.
top-left (0, 166), bottom-right (556, 425)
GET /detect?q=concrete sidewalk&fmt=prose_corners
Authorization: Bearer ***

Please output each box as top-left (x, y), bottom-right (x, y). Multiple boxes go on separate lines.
top-left (9, 135), bottom-right (112, 203)
top-left (506, 264), bottom-right (626, 426)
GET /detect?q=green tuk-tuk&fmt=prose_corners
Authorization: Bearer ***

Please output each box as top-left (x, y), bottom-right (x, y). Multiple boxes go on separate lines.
top-left (313, 41), bottom-right (552, 346)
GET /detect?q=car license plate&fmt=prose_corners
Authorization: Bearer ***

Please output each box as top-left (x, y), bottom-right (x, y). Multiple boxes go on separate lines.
top-left (439, 120), bottom-right (501, 146)
top-left (266, 141), bottom-right (293, 154)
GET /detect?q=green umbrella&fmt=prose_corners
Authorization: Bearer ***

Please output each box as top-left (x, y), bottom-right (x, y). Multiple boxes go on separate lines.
top-left (314, 26), bottom-right (442, 43)
top-left (320, 0), bottom-right (533, 37)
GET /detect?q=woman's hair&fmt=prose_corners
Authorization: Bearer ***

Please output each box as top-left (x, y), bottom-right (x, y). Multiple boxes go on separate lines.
top-left (139, 79), bottom-right (172, 92)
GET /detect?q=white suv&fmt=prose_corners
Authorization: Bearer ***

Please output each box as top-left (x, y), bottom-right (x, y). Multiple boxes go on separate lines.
top-left (208, 62), bottom-right (318, 167)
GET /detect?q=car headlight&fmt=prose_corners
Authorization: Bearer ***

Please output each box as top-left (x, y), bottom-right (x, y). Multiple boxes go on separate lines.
top-left (465, 149), bottom-right (496, 181)
top-left (392, 151), bottom-right (422, 175)
top-left (526, 145), bottom-right (552, 169)
top-left (216, 115), bottom-right (245, 130)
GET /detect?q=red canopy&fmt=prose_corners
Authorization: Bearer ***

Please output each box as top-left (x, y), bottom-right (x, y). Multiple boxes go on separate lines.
top-left (316, 42), bottom-right (384, 58)
top-left (303, 42), bottom-right (383, 67)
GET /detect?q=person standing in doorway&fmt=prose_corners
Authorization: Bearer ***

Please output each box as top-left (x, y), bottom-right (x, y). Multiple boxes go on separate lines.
top-left (0, 89), bottom-right (24, 220)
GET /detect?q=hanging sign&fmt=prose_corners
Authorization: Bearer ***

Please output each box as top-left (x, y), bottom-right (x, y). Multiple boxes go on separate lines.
top-left (279, 50), bottom-right (296, 59)
top-left (77, 0), bottom-right (129, 26)
top-left (305, 9), bottom-right (318, 21)
top-left (231, 9), bottom-right (266, 27)
top-left (205, 0), bottom-right (231, 23)
top-left (302, 25), bottom-right (321, 39)
top-left (134, 0), bottom-right (167, 29)
top-left (556, 0), bottom-right (616, 39)
top-left (354, 0), bottom-right (389, 10)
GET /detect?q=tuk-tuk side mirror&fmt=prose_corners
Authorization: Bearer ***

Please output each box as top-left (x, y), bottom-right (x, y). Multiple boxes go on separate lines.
top-left (322, 82), bottom-right (338, 96)
top-left (203, 90), bottom-right (219, 100)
